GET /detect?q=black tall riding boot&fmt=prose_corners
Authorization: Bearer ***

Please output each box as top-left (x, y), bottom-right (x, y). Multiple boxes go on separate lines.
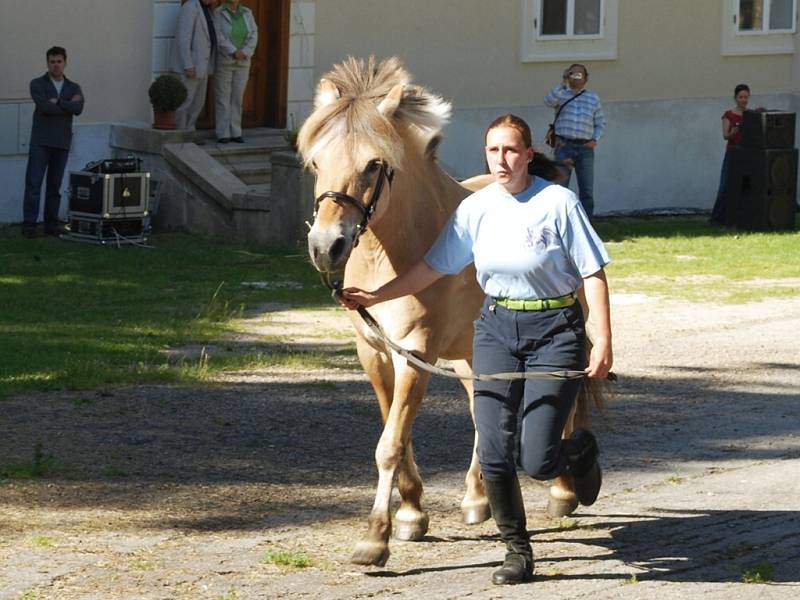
top-left (564, 427), bottom-right (602, 506)
top-left (483, 475), bottom-right (534, 585)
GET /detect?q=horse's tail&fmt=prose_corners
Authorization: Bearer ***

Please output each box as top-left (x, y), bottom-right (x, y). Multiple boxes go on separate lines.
top-left (574, 368), bottom-right (606, 428)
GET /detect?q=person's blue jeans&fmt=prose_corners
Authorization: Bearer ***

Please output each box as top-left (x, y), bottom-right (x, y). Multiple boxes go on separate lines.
top-left (23, 144), bottom-right (69, 230)
top-left (472, 297), bottom-right (586, 481)
top-left (555, 141), bottom-right (595, 217)
top-left (710, 151), bottom-right (730, 225)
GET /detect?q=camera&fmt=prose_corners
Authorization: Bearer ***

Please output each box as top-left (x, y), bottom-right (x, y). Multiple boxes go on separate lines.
top-left (569, 72), bottom-right (583, 80)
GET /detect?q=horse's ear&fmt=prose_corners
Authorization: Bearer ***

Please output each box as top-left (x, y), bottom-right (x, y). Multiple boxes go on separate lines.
top-left (377, 84), bottom-right (404, 118)
top-left (315, 78), bottom-right (341, 108)
top-left (424, 134), bottom-right (443, 159)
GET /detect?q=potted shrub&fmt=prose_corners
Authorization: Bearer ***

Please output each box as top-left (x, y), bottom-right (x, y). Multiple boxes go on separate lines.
top-left (148, 74), bottom-right (187, 130)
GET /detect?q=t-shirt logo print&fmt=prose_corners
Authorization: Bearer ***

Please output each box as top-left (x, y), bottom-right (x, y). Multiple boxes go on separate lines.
top-left (524, 227), bottom-right (556, 252)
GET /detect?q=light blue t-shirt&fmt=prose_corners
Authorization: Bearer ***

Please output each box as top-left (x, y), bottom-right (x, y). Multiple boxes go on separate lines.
top-left (424, 178), bottom-right (610, 299)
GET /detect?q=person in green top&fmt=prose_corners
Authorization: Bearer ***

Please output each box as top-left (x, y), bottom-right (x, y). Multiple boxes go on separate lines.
top-left (213, 0), bottom-right (258, 143)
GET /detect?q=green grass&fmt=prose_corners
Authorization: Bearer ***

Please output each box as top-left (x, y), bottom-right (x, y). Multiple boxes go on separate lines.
top-left (742, 561), bottom-right (775, 583)
top-left (0, 442), bottom-right (57, 480)
top-left (28, 535), bottom-right (56, 548)
top-left (594, 216), bottom-right (800, 302)
top-left (0, 228), bottom-right (329, 399)
top-left (1, 217), bottom-right (798, 399)
top-left (263, 549), bottom-right (313, 569)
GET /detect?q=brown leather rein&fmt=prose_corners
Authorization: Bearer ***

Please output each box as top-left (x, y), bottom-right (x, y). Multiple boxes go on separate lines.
top-left (320, 272), bottom-right (595, 382)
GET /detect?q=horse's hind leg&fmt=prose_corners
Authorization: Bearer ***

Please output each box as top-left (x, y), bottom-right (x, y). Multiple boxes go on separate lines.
top-left (548, 472), bottom-right (579, 517)
top-left (547, 404), bottom-right (579, 517)
top-left (454, 360), bottom-right (491, 524)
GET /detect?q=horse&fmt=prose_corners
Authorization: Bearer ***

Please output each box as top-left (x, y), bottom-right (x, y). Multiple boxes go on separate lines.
top-left (298, 56), bottom-right (599, 567)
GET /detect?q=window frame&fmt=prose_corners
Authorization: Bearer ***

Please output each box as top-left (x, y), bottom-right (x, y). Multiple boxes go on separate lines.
top-left (721, 0), bottom-right (797, 55)
top-left (520, 0), bottom-right (618, 63)
top-left (536, 0), bottom-right (605, 40)
top-left (735, 0), bottom-right (797, 34)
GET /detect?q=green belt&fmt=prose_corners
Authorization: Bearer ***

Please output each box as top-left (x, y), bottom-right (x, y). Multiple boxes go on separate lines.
top-left (494, 292), bottom-right (577, 311)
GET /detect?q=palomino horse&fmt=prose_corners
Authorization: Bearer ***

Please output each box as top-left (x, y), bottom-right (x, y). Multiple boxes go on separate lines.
top-left (298, 56), bottom-right (597, 567)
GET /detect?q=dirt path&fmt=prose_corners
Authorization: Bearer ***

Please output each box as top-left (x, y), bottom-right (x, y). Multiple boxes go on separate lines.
top-left (1, 295), bottom-right (799, 599)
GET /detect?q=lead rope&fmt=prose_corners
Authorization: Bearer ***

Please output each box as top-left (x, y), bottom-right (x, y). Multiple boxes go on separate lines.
top-left (320, 272), bottom-right (610, 382)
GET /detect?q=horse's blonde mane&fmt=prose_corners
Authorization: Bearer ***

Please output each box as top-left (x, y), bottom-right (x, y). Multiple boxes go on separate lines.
top-left (297, 56), bottom-right (451, 169)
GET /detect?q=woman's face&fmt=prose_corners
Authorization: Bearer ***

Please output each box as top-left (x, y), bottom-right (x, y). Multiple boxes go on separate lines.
top-left (735, 90), bottom-right (750, 111)
top-left (485, 126), bottom-right (533, 194)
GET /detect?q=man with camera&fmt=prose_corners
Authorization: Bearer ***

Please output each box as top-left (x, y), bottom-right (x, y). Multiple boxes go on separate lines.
top-left (544, 64), bottom-right (605, 217)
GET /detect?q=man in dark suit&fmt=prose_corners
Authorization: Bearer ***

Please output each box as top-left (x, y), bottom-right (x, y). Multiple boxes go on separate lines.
top-left (22, 46), bottom-right (84, 238)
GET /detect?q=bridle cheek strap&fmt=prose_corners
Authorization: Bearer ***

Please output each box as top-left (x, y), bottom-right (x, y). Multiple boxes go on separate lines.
top-left (312, 161), bottom-right (394, 246)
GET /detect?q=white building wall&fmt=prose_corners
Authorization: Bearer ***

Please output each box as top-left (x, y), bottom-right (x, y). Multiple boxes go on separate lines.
top-left (441, 93), bottom-right (795, 213)
top-left (153, 1), bottom-right (182, 78)
top-left (287, 0), bottom-right (316, 129)
top-left (307, 0), bottom-right (799, 215)
top-left (0, 1), bottom-right (154, 223)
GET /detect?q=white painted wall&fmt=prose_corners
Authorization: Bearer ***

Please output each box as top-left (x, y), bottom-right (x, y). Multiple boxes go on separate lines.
top-left (307, 0), bottom-right (799, 214)
top-left (440, 93), bottom-right (796, 214)
top-left (287, 0), bottom-right (316, 129)
top-left (0, 124), bottom-right (112, 223)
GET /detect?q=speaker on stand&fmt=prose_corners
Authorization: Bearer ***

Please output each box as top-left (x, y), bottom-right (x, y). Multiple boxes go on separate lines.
top-left (725, 110), bottom-right (798, 231)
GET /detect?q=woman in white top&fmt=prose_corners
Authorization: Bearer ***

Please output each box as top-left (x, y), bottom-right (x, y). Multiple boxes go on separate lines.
top-left (341, 114), bottom-right (612, 586)
top-left (212, 0), bottom-right (258, 143)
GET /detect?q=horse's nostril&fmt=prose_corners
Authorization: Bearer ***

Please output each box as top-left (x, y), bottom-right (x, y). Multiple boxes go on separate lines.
top-left (330, 236), bottom-right (346, 261)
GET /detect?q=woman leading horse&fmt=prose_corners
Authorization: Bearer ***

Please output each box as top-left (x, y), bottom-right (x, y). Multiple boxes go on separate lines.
top-left (298, 56), bottom-right (606, 576)
top-left (341, 113), bottom-right (612, 585)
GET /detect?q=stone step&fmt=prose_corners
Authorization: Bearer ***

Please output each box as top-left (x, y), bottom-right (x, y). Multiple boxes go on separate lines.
top-left (237, 166), bottom-right (272, 186)
top-left (212, 159), bottom-right (270, 185)
top-left (246, 182), bottom-right (271, 196)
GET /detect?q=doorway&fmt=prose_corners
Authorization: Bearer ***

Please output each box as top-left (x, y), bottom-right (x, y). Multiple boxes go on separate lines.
top-left (196, 0), bottom-right (290, 130)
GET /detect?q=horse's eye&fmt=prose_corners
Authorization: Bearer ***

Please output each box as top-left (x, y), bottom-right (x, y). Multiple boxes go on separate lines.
top-left (311, 160), bottom-right (318, 171)
top-left (367, 160), bottom-right (382, 173)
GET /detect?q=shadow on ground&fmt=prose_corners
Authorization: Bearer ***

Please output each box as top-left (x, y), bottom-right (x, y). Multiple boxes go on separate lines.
top-left (1, 358), bottom-right (799, 530)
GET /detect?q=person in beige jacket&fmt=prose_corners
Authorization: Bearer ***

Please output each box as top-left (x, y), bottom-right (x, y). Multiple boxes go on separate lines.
top-left (171, 0), bottom-right (217, 137)
top-left (213, 0), bottom-right (258, 143)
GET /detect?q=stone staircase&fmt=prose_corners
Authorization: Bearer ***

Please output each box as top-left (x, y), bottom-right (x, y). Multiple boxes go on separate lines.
top-left (111, 124), bottom-right (315, 248)
top-left (202, 127), bottom-right (291, 197)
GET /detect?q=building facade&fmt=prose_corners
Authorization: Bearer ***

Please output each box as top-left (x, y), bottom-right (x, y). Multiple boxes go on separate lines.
top-left (1, 0), bottom-right (798, 222)
top-left (0, 0), bottom-right (316, 223)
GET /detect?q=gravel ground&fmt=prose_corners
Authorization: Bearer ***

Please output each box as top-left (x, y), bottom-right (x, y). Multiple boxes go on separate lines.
top-left (0, 295), bottom-right (798, 599)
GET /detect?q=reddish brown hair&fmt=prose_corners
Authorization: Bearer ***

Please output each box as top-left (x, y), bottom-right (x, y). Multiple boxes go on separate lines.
top-left (485, 114), bottom-right (532, 149)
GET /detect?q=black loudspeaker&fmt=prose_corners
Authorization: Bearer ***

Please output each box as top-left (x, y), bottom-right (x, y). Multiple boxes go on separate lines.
top-left (742, 110), bottom-right (795, 149)
top-left (725, 147), bottom-right (798, 231)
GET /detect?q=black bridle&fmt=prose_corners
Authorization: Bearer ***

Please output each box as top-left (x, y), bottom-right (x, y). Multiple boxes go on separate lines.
top-left (312, 160), bottom-right (395, 246)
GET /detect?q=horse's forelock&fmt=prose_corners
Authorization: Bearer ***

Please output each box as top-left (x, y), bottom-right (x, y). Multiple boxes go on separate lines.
top-left (298, 56), bottom-right (450, 169)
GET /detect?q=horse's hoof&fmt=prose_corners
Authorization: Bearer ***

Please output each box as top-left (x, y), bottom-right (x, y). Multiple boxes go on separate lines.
top-left (462, 501), bottom-right (491, 525)
top-left (546, 495), bottom-right (579, 518)
top-left (395, 514), bottom-right (429, 541)
top-left (350, 540), bottom-right (390, 566)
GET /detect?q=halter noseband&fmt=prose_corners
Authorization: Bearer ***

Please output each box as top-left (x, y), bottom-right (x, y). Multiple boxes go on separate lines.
top-left (312, 160), bottom-right (395, 246)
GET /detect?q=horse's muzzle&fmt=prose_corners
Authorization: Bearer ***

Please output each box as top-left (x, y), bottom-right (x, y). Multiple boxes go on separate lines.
top-left (308, 226), bottom-right (352, 273)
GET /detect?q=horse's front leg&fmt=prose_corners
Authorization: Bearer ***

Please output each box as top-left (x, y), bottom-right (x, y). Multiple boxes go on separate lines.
top-left (351, 359), bottom-right (429, 566)
top-left (453, 359), bottom-right (490, 524)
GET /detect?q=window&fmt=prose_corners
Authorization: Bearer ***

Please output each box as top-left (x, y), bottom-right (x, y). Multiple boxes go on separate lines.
top-left (540, 0), bottom-right (602, 37)
top-left (722, 0), bottom-right (797, 55)
top-left (521, 0), bottom-right (618, 62)
top-left (737, 0), bottom-right (795, 32)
